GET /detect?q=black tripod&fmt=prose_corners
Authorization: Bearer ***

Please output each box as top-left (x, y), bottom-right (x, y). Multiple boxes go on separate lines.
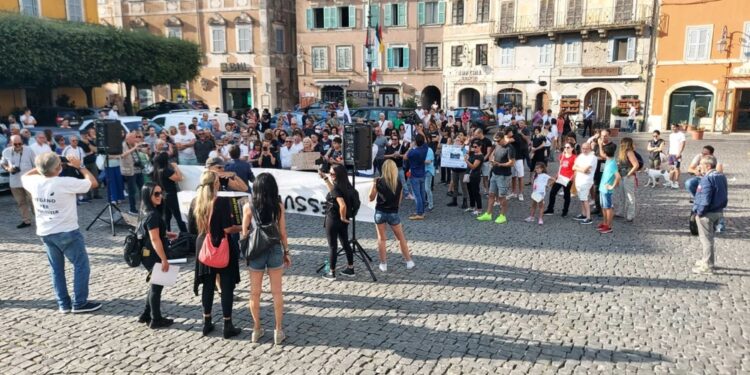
top-left (86, 151), bottom-right (124, 236)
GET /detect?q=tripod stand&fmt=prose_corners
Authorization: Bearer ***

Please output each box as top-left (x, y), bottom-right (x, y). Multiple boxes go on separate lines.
top-left (86, 152), bottom-right (124, 236)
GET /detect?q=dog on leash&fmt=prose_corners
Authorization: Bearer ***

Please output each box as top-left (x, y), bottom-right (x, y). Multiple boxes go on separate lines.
top-left (644, 168), bottom-right (670, 187)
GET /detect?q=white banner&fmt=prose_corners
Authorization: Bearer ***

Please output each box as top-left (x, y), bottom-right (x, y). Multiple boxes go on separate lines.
top-left (440, 145), bottom-right (467, 169)
top-left (177, 166), bottom-right (377, 223)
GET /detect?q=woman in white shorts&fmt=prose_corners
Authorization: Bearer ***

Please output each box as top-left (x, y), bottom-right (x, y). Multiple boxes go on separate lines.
top-left (572, 142), bottom-right (598, 225)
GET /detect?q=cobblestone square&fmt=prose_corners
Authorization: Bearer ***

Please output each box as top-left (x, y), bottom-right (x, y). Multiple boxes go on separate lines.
top-left (0, 133), bottom-right (748, 374)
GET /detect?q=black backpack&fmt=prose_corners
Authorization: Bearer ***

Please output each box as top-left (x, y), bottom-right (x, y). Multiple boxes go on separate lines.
top-left (634, 151), bottom-right (645, 171)
top-left (123, 220), bottom-right (145, 268)
top-left (346, 186), bottom-right (361, 219)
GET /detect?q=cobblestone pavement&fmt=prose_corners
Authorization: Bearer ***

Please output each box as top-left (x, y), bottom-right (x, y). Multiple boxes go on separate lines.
top-left (0, 133), bottom-right (748, 374)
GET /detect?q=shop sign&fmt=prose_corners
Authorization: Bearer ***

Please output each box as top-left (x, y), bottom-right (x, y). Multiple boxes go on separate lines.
top-left (732, 63), bottom-right (750, 76)
top-left (581, 67), bottom-right (620, 76)
top-left (220, 62), bottom-right (251, 72)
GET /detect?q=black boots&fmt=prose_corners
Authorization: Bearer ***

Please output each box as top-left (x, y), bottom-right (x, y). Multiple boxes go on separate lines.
top-left (149, 317), bottom-right (174, 329)
top-left (202, 316), bottom-right (215, 336)
top-left (223, 319), bottom-right (241, 339)
top-left (137, 306), bottom-right (151, 324)
top-left (460, 199), bottom-right (468, 210)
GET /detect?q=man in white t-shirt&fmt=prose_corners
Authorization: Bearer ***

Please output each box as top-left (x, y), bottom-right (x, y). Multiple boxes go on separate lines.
top-left (667, 124), bottom-right (687, 189)
top-left (627, 104), bottom-right (637, 132)
top-left (173, 122), bottom-right (198, 165)
top-left (572, 142), bottom-right (598, 224)
top-left (289, 134), bottom-right (304, 154)
top-left (21, 152), bottom-right (102, 314)
top-left (377, 113), bottom-right (392, 135)
top-left (20, 108), bottom-right (37, 128)
top-left (30, 133), bottom-right (52, 156)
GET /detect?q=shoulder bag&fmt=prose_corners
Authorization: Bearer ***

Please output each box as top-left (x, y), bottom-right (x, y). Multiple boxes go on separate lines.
top-left (123, 210), bottom-right (145, 267)
top-left (198, 201), bottom-right (230, 268)
top-left (247, 207), bottom-right (281, 263)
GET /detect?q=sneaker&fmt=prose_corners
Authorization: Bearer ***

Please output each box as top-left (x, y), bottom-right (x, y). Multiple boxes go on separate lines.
top-left (405, 260), bottom-right (415, 270)
top-left (508, 193), bottom-right (517, 199)
top-left (524, 216), bottom-right (534, 223)
top-left (322, 272), bottom-right (336, 281)
top-left (671, 182), bottom-right (679, 189)
top-left (573, 214), bottom-right (587, 221)
top-left (518, 194), bottom-right (524, 201)
top-left (543, 210), bottom-right (554, 216)
top-left (59, 307), bottom-right (71, 314)
top-left (274, 329), bottom-right (286, 345)
top-left (477, 212), bottom-right (492, 222)
top-left (580, 218), bottom-right (593, 225)
top-left (538, 218), bottom-right (544, 225)
top-left (494, 214), bottom-right (508, 224)
top-left (598, 226), bottom-right (613, 234)
top-left (409, 215), bottom-right (424, 220)
top-left (149, 317), bottom-right (174, 329)
top-left (340, 268), bottom-right (355, 277)
top-left (463, 207), bottom-right (473, 212)
top-left (72, 302), bottom-right (102, 314)
top-left (692, 265), bottom-right (714, 275)
top-left (251, 328), bottom-right (265, 343)
top-left (16, 222), bottom-right (31, 229)
top-left (472, 210), bottom-right (481, 216)
top-left (379, 263), bottom-right (387, 272)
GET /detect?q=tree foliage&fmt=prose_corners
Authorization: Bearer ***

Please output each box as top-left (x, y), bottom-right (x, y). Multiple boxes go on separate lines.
top-left (0, 13), bottom-right (201, 90)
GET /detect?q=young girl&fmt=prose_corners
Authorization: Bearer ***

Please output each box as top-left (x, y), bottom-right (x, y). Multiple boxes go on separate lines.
top-left (526, 162), bottom-right (553, 225)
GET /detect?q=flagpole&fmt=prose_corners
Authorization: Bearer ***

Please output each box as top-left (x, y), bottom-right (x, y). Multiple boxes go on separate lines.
top-left (365, 0), bottom-right (374, 107)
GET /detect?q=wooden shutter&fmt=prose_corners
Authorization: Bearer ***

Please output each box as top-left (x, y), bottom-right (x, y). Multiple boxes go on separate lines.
top-left (437, 2), bottom-right (446, 24)
top-left (417, 2), bottom-right (425, 25)
top-left (626, 37), bottom-right (636, 61)
top-left (402, 46), bottom-right (410, 68)
top-left (306, 8), bottom-right (313, 30)
top-left (398, 3), bottom-right (407, 26)
top-left (349, 6), bottom-right (356, 28)
top-left (387, 47), bottom-right (394, 69)
top-left (384, 3), bottom-right (392, 26)
top-left (370, 4), bottom-right (380, 27)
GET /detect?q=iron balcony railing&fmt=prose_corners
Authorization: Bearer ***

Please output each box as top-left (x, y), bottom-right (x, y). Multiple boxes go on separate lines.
top-left (492, 4), bottom-right (653, 37)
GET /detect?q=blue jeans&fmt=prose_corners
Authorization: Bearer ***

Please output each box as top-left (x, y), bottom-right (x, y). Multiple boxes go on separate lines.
top-left (685, 176), bottom-right (701, 197)
top-left (410, 176), bottom-right (426, 215)
top-left (40, 230), bottom-right (91, 310)
top-left (125, 173), bottom-right (144, 212)
top-left (424, 173), bottom-right (434, 209)
top-left (399, 168), bottom-right (412, 196)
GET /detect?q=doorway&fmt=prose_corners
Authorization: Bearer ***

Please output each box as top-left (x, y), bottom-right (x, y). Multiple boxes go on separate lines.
top-left (584, 88), bottom-right (612, 125)
top-left (734, 89), bottom-right (750, 131)
top-left (458, 88), bottom-right (480, 107)
top-left (321, 86), bottom-right (344, 103)
top-left (421, 85), bottom-right (441, 109)
top-left (379, 88), bottom-right (399, 107)
top-left (535, 91), bottom-right (550, 111)
top-left (222, 78), bottom-right (252, 111)
top-left (668, 86), bottom-right (713, 126)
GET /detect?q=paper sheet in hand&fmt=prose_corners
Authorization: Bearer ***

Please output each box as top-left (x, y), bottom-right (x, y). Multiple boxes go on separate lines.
top-left (151, 263), bottom-right (180, 287)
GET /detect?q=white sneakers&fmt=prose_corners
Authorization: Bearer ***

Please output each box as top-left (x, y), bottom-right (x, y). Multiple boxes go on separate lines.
top-left (379, 260), bottom-right (415, 272)
top-left (406, 260), bottom-right (415, 269)
top-left (518, 194), bottom-right (524, 201)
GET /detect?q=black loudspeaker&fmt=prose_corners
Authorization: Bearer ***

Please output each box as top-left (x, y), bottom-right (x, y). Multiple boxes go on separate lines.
top-left (94, 119), bottom-right (124, 155)
top-left (343, 124), bottom-right (373, 170)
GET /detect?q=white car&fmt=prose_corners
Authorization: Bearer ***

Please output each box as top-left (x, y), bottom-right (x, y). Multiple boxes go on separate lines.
top-left (151, 111), bottom-right (230, 132)
top-left (79, 116), bottom-right (163, 134)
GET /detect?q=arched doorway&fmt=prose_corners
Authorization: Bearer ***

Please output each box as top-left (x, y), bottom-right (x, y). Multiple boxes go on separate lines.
top-left (378, 88), bottom-right (400, 107)
top-left (458, 88), bottom-right (480, 107)
top-left (535, 91), bottom-right (550, 111)
top-left (668, 86), bottom-right (713, 126)
top-left (584, 88), bottom-right (612, 125)
top-left (496, 88), bottom-right (523, 110)
top-left (421, 86), bottom-right (441, 109)
top-left (321, 86), bottom-right (344, 103)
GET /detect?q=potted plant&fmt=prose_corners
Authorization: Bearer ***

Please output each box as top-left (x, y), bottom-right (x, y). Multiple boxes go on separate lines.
top-left (691, 106), bottom-right (708, 131)
top-left (691, 125), bottom-right (705, 140)
top-left (609, 106), bottom-right (623, 136)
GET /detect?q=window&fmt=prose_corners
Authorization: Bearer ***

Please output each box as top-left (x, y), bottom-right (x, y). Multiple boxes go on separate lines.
top-left (563, 40), bottom-right (581, 65)
top-left (307, 6), bottom-right (356, 29)
top-left (743, 22), bottom-right (750, 61)
top-left (363, 47), bottom-right (380, 69)
top-left (477, 0), bottom-right (489, 23)
top-left (66, 0), bottom-right (84, 22)
top-left (539, 43), bottom-right (553, 66)
top-left (567, 0), bottom-right (583, 25)
top-left (166, 26), bottom-right (182, 39)
top-left (274, 28), bottom-right (285, 53)
top-left (237, 25), bottom-right (252, 53)
top-left (451, 45), bottom-right (463, 66)
top-left (365, 4), bottom-right (380, 28)
top-left (387, 46), bottom-right (410, 70)
top-left (20, 0), bottom-right (39, 17)
top-left (418, 1), bottom-right (446, 26)
top-left (211, 26), bottom-right (226, 53)
top-left (499, 44), bottom-right (514, 68)
top-left (336, 46), bottom-right (353, 71)
top-left (609, 37), bottom-right (636, 62)
top-left (452, 1), bottom-right (463, 25)
top-left (424, 45), bottom-right (439, 69)
top-left (499, 1), bottom-right (515, 32)
top-left (385, 3), bottom-right (407, 27)
top-left (539, 0), bottom-right (555, 28)
top-left (684, 25), bottom-right (712, 61)
top-left (475, 44), bottom-right (488, 66)
top-left (312, 47), bottom-right (328, 71)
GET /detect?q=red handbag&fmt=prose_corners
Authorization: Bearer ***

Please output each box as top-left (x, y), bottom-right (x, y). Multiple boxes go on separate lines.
top-left (198, 203), bottom-right (230, 268)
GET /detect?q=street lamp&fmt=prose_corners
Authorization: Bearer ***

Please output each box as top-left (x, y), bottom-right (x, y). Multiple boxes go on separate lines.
top-left (716, 26), bottom-right (729, 54)
top-left (365, 1), bottom-right (374, 107)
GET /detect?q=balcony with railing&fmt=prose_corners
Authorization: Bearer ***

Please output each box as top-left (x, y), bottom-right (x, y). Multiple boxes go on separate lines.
top-left (492, 3), bottom-right (653, 40)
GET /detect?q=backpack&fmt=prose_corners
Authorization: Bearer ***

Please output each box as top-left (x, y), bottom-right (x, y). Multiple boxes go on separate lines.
top-left (634, 151), bottom-right (645, 171)
top-left (123, 219), bottom-right (145, 267)
top-left (346, 186), bottom-right (361, 219)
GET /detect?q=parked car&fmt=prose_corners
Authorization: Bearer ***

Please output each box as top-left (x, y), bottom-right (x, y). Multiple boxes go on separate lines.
top-left (187, 100), bottom-right (209, 110)
top-left (75, 107), bottom-right (101, 121)
top-left (0, 170), bottom-right (9, 193)
top-left (453, 107), bottom-right (497, 131)
top-left (271, 112), bottom-right (325, 130)
top-left (350, 107), bottom-right (418, 125)
top-left (18, 107), bottom-right (82, 128)
top-left (136, 101), bottom-right (193, 119)
top-left (79, 116), bottom-right (164, 135)
top-left (151, 111), bottom-right (230, 132)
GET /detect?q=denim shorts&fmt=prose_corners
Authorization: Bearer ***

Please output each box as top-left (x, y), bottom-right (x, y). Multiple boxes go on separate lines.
top-left (374, 211), bottom-right (401, 225)
top-left (600, 192), bottom-right (613, 209)
top-left (247, 244), bottom-right (284, 272)
top-left (489, 174), bottom-right (511, 197)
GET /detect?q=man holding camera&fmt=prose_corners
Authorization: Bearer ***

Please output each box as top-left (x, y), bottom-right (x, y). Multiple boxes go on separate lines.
top-left (1, 135), bottom-right (36, 228)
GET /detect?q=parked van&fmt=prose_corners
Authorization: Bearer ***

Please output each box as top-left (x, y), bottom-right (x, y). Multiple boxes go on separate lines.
top-left (151, 111), bottom-right (230, 132)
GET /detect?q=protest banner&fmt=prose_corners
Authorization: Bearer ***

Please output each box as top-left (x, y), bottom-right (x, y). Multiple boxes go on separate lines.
top-left (440, 145), bottom-right (467, 169)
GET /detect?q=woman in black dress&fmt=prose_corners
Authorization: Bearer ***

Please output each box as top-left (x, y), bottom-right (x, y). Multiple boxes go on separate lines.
top-left (188, 170), bottom-right (243, 338)
top-left (151, 152), bottom-right (186, 232)
top-left (319, 164), bottom-right (355, 280)
top-left (138, 182), bottom-right (177, 328)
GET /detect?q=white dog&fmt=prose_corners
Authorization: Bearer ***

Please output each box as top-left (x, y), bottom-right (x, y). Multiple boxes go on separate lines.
top-left (645, 168), bottom-right (670, 187)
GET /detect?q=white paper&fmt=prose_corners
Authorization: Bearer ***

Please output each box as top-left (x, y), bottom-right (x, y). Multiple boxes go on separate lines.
top-left (168, 258), bottom-right (187, 264)
top-left (151, 263), bottom-right (180, 287)
top-left (556, 175), bottom-right (571, 186)
top-left (440, 145), bottom-right (467, 169)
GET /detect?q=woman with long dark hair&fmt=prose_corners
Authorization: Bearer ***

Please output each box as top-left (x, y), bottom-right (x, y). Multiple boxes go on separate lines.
top-left (151, 152), bottom-right (186, 232)
top-left (138, 182), bottom-right (177, 328)
top-left (319, 164), bottom-right (355, 280)
top-left (242, 173), bottom-right (291, 345)
top-left (188, 170), bottom-right (243, 338)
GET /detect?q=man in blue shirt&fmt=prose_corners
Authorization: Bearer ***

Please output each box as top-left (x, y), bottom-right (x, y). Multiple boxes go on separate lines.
top-left (406, 134), bottom-right (428, 220)
top-left (691, 154), bottom-right (728, 274)
top-left (223, 145), bottom-right (253, 193)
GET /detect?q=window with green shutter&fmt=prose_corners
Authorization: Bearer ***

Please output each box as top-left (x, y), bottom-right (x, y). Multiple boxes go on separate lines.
top-left (368, 4), bottom-right (379, 27)
top-left (385, 3), bottom-right (407, 27)
top-left (388, 46), bottom-right (410, 70)
top-left (308, 8), bottom-right (326, 30)
top-left (397, 3), bottom-right (407, 26)
top-left (384, 4), bottom-right (392, 26)
top-left (420, 2), bottom-right (445, 25)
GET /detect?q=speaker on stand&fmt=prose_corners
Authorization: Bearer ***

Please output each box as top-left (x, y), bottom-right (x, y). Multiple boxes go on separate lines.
top-left (86, 119), bottom-right (126, 236)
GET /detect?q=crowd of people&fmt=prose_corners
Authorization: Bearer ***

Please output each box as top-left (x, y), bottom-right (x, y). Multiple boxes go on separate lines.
top-left (0, 100), bottom-right (730, 345)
